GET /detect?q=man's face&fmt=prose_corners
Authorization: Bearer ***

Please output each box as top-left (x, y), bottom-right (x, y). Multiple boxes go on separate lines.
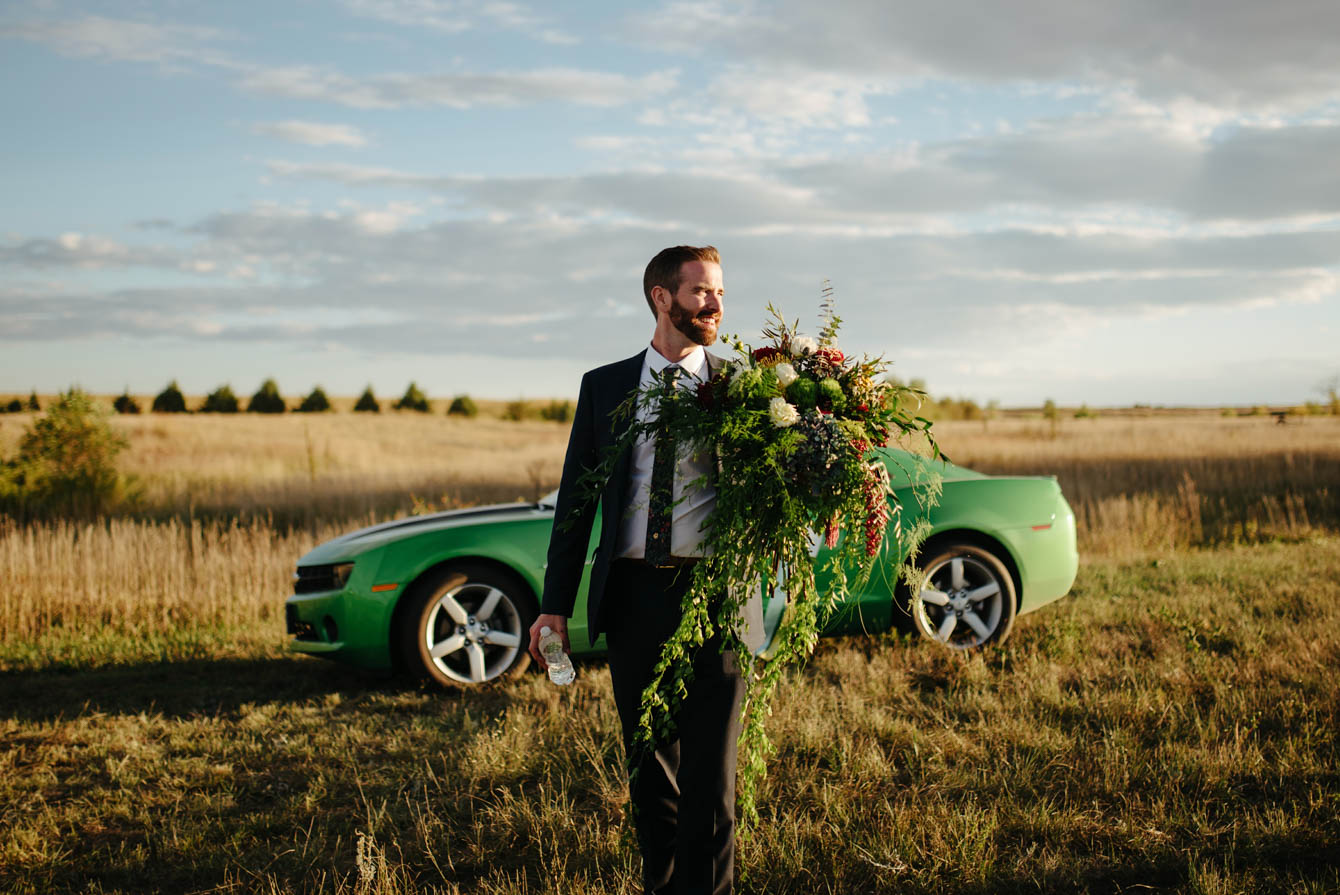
top-left (665, 260), bottom-right (724, 346)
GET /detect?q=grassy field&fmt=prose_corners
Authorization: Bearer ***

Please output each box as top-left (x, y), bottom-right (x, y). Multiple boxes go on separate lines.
top-left (1, 411), bottom-right (1338, 892)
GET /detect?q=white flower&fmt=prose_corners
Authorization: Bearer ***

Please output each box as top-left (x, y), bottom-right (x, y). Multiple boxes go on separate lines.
top-left (791, 335), bottom-right (818, 357)
top-left (774, 362), bottom-right (798, 387)
top-left (768, 396), bottom-right (800, 427)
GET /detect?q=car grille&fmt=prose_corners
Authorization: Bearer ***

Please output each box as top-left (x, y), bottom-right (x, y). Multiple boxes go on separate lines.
top-left (293, 564), bottom-right (342, 594)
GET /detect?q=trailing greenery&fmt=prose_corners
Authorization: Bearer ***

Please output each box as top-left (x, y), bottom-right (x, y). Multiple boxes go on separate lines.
top-left (248, 379), bottom-right (286, 414)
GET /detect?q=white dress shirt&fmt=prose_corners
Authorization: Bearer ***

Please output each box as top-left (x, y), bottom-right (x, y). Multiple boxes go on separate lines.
top-left (615, 344), bottom-right (716, 559)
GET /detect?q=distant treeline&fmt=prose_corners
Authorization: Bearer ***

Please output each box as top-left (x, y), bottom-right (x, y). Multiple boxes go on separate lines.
top-left (0, 380), bottom-right (575, 422)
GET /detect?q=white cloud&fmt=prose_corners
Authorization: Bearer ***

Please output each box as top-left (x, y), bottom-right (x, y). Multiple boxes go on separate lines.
top-left (250, 120), bottom-right (370, 148)
top-left (342, 0), bottom-right (577, 43)
top-left (633, 0), bottom-right (1340, 110)
top-left (0, 15), bottom-right (229, 66)
top-left (237, 64), bottom-right (678, 109)
top-left (268, 113), bottom-right (1340, 224)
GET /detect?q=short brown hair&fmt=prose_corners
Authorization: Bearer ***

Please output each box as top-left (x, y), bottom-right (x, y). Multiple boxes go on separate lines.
top-left (643, 245), bottom-right (721, 317)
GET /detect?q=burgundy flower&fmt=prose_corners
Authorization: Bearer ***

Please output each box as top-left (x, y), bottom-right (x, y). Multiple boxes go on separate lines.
top-left (814, 347), bottom-right (845, 368)
top-left (696, 379), bottom-right (716, 408)
top-left (752, 346), bottom-right (785, 364)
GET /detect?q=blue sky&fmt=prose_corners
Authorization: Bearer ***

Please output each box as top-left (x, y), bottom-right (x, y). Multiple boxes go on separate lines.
top-left (2, 0), bottom-right (1337, 407)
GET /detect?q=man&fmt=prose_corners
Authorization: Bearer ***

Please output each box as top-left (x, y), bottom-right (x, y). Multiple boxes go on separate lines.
top-left (528, 245), bottom-right (764, 895)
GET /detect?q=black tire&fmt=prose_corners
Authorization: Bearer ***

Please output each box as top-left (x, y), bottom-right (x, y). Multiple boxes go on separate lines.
top-left (909, 543), bottom-right (1017, 650)
top-left (396, 563), bottom-right (537, 688)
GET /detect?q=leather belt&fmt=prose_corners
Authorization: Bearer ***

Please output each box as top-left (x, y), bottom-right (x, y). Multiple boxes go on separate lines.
top-left (616, 556), bottom-right (700, 570)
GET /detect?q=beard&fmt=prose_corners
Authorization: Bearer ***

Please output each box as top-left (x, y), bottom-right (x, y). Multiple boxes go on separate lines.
top-left (669, 297), bottom-right (720, 346)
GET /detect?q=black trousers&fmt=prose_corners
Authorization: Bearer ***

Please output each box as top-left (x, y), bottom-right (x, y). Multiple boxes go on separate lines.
top-left (604, 559), bottom-right (747, 895)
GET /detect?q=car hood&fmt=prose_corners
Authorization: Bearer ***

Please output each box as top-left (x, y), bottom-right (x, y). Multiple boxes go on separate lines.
top-left (880, 448), bottom-right (988, 488)
top-left (300, 501), bottom-right (552, 564)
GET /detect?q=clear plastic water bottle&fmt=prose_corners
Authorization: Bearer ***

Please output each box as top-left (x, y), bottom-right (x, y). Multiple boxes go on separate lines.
top-left (539, 625), bottom-right (575, 685)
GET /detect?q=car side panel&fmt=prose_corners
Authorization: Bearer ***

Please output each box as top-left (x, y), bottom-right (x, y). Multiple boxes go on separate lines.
top-left (815, 476), bottom-right (1077, 635)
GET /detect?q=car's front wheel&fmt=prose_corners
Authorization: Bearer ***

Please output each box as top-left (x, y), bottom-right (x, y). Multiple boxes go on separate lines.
top-left (397, 563), bottom-right (537, 688)
top-left (911, 543), bottom-right (1017, 650)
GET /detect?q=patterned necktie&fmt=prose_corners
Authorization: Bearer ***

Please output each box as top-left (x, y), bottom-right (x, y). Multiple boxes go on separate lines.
top-left (645, 365), bottom-right (680, 564)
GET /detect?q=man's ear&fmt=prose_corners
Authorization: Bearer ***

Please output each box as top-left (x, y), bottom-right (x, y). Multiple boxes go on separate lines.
top-left (650, 285), bottom-right (671, 315)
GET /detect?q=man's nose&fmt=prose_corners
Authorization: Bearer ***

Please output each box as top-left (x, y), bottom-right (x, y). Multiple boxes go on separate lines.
top-left (704, 294), bottom-right (723, 312)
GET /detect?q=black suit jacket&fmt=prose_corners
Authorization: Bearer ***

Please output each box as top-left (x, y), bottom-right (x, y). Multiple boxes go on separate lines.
top-left (540, 348), bottom-right (765, 651)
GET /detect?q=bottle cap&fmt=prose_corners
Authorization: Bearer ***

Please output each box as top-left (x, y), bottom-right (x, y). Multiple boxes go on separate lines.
top-left (541, 626), bottom-right (552, 636)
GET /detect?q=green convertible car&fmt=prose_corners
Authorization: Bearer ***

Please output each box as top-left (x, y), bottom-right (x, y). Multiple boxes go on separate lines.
top-left (285, 450), bottom-right (1078, 688)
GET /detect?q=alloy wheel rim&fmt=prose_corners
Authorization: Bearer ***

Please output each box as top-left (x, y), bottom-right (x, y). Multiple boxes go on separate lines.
top-left (916, 555), bottom-right (1004, 649)
top-left (423, 582), bottom-right (524, 683)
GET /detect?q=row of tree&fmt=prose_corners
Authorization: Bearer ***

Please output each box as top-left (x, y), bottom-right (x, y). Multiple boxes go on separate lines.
top-left (104, 380), bottom-right (484, 417)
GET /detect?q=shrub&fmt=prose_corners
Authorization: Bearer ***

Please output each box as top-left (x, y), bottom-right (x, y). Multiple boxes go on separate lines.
top-left (152, 381), bottom-right (189, 413)
top-left (395, 382), bottom-right (430, 413)
top-left (112, 391), bottom-right (141, 414)
top-left (354, 386), bottom-right (380, 413)
top-left (539, 399), bottom-right (573, 423)
top-left (297, 386), bottom-right (332, 413)
top-left (447, 395), bottom-right (478, 418)
top-left (200, 385), bottom-right (240, 413)
top-left (0, 389), bottom-right (129, 519)
top-left (25, 391), bottom-right (41, 412)
top-left (502, 399), bottom-right (528, 422)
top-left (1074, 403), bottom-right (1096, 419)
top-left (248, 379), bottom-right (286, 414)
top-left (3, 398), bottom-right (20, 413)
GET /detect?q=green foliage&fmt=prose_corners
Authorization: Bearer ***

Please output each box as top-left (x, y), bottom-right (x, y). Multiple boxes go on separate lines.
top-left (394, 382), bottom-right (430, 413)
top-left (199, 385), bottom-right (240, 413)
top-left (0, 389), bottom-right (130, 519)
top-left (247, 378), bottom-right (286, 414)
top-left (296, 386), bottom-right (332, 413)
top-left (4, 398), bottom-right (22, 413)
top-left (25, 390), bottom-right (40, 411)
top-left (502, 399), bottom-right (528, 421)
top-left (151, 381), bottom-right (188, 413)
top-left (112, 391), bottom-right (141, 414)
top-left (1074, 403), bottom-right (1096, 419)
top-left (539, 399), bottom-right (573, 422)
top-left (353, 386), bottom-right (380, 413)
top-left (447, 394), bottom-right (478, 417)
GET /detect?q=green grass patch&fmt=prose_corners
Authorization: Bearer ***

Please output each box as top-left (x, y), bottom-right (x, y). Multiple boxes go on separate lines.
top-left (3, 539), bottom-right (1338, 893)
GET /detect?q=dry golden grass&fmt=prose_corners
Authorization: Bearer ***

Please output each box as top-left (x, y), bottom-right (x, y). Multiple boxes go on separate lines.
top-left (928, 416), bottom-right (1340, 553)
top-left (0, 411), bottom-right (572, 525)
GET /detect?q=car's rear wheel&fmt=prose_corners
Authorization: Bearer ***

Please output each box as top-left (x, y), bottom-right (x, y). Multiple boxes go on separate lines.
top-left (397, 563), bottom-right (537, 688)
top-left (911, 543), bottom-right (1017, 650)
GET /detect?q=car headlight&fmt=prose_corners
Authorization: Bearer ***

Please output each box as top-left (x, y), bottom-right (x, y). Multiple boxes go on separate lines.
top-left (331, 562), bottom-right (354, 589)
top-left (293, 561), bottom-right (357, 594)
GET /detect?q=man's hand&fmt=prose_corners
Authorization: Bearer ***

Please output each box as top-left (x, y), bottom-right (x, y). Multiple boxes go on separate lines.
top-left (528, 613), bottom-right (571, 668)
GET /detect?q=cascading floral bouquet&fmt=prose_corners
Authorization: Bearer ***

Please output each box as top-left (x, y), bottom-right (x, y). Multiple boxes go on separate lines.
top-left (587, 287), bottom-right (942, 828)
